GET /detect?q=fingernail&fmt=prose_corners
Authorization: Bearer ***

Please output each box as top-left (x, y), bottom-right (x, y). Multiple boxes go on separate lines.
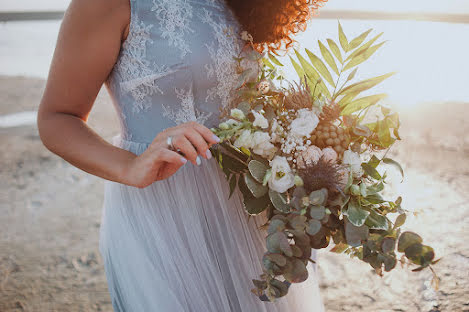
top-left (196, 156), bottom-right (202, 166)
top-left (212, 134), bottom-right (220, 143)
top-left (205, 150), bottom-right (212, 159)
top-left (181, 157), bottom-right (187, 164)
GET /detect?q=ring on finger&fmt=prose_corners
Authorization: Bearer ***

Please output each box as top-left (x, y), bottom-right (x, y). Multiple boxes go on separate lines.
top-left (166, 135), bottom-right (182, 154)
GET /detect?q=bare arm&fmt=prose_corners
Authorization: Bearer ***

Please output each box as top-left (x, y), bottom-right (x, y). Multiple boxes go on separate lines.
top-left (37, 0), bottom-right (219, 188)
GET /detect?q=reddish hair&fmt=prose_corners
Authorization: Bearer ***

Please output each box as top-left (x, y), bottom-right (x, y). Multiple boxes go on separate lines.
top-left (226, 0), bottom-right (327, 53)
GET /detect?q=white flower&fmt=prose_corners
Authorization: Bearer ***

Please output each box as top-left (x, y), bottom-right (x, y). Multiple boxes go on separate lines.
top-left (289, 108), bottom-right (319, 138)
top-left (234, 130), bottom-right (253, 149)
top-left (251, 131), bottom-right (277, 159)
top-left (251, 110), bottom-right (269, 129)
top-left (342, 149), bottom-right (363, 178)
top-left (218, 122), bottom-right (230, 130)
top-left (322, 147), bottom-right (338, 163)
top-left (268, 156), bottom-right (295, 193)
top-left (297, 145), bottom-right (322, 169)
top-left (226, 118), bottom-right (240, 126)
top-left (230, 108), bottom-right (245, 120)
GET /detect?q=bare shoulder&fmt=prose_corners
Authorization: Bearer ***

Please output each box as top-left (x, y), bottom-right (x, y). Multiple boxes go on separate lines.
top-left (65, 0), bottom-right (131, 42)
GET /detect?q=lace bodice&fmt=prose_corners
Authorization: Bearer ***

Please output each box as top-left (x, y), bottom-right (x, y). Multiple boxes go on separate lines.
top-left (105, 0), bottom-right (248, 143)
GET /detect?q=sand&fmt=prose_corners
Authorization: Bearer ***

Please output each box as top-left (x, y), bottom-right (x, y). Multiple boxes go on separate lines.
top-left (0, 76), bottom-right (468, 311)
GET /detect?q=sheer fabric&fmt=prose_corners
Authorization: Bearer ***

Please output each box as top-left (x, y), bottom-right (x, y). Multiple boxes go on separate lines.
top-left (99, 0), bottom-right (325, 310)
top-left (99, 136), bottom-right (324, 311)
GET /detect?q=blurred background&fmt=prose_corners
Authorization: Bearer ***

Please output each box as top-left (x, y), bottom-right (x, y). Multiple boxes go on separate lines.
top-left (1, 0), bottom-right (468, 311)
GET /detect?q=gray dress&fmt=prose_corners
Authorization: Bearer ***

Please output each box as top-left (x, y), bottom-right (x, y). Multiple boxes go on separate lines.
top-left (99, 0), bottom-right (325, 311)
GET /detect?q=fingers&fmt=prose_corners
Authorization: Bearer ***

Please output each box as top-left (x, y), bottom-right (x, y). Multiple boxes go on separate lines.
top-left (189, 121), bottom-right (220, 146)
top-left (157, 148), bottom-right (188, 166)
top-left (172, 135), bottom-right (199, 165)
top-left (184, 130), bottom-right (211, 159)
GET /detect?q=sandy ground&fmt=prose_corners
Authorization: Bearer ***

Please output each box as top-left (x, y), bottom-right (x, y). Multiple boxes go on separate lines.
top-left (0, 76), bottom-right (468, 312)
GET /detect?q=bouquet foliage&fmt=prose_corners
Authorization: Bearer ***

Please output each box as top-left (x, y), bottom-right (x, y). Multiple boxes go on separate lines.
top-left (210, 23), bottom-right (439, 302)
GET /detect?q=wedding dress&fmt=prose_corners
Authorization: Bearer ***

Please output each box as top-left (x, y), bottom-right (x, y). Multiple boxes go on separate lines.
top-left (99, 0), bottom-right (325, 311)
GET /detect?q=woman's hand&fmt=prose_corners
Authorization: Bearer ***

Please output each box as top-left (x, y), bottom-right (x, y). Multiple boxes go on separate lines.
top-left (123, 121), bottom-right (220, 188)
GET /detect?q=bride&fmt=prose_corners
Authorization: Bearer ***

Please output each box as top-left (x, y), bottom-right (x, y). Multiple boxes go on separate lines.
top-left (37, 0), bottom-right (326, 310)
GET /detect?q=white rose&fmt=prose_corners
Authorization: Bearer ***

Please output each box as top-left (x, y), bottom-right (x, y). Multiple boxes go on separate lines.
top-left (268, 156), bottom-right (295, 193)
top-left (297, 145), bottom-right (322, 169)
top-left (234, 130), bottom-right (253, 149)
top-left (342, 149), bottom-right (364, 178)
top-left (230, 108), bottom-right (245, 120)
top-left (251, 110), bottom-right (269, 129)
top-left (290, 108), bottom-right (319, 138)
top-left (251, 131), bottom-right (277, 159)
top-left (322, 147), bottom-right (338, 163)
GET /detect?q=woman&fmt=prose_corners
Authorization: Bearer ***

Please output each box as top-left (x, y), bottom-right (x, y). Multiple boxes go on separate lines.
top-left (37, 0), bottom-right (326, 311)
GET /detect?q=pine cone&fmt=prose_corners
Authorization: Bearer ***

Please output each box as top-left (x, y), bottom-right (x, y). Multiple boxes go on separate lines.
top-left (310, 122), bottom-right (350, 155)
top-left (320, 101), bottom-right (342, 122)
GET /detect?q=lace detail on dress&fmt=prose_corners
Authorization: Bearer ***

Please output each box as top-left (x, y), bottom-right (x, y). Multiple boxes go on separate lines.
top-left (199, 8), bottom-right (242, 109)
top-left (114, 15), bottom-right (175, 112)
top-left (162, 87), bottom-right (212, 125)
top-left (151, 0), bottom-right (194, 58)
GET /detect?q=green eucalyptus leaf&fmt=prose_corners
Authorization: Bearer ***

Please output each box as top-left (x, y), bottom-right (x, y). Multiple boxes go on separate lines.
top-left (244, 173), bottom-right (268, 198)
top-left (368, 155), bottom-right (381, 168)
top-left (266, 253), bottom-right (287, 267)
top-left (268, 219), bottom-right (286, 234)
top-left (284, 258), bottom-right (309, 283)
top-left (344, 217), bottom-right (369, 247)
top-left (394, 213), bottom-right (407, 229)
top-left (398, 231), bottom-right (423, 252)
top-left (309, 205), bottom-right (326, 220)
top-left (243, 193), bottom-right (270, 215)
top-left (248, 160), bottom-right (269, 183)
top-left (269, 190), bottom-right (291, 213)
top-left (289, 215), bottom-right (308, 231)
top-left (383, 158), bottom-right (404, 182)
top-left (267, 232), bottom-right (292, 256)
top-left (349, 28), bottom-right (373, 50)
top-left (381, 237), bottom-right (396, 254)
top-left (318, 40), bottom-right (339, 75)
top-left (341, 94), bottom-right (388, 116)
top-left (362, 163), bottom-right (382, 180)
top-left (365, 193), bottom-right (385, 204)
top-left (305, 48), bottom-right (335, 87)
top-left (366, 182), bottom-right (384, 195)
top-left (344, 200), bottom-right (370, 227)
top-left (365, 210), bottom-right (389, 230)
top-left (306, 219), bottom-right (322, 236)
top-left (308, 188), bottom-right (328, 206)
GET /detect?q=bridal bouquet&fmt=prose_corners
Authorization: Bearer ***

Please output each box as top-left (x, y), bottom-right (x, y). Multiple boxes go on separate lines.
top-left (210, 24), bottom-right (438, 302)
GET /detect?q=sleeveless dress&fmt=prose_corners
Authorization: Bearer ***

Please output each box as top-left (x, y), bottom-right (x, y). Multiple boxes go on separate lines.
top-left (99, 0), bottom-right (325, 311)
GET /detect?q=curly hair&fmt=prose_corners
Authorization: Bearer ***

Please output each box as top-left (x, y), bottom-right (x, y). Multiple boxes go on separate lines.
top-left (226, 0), bottom-right (327, 53)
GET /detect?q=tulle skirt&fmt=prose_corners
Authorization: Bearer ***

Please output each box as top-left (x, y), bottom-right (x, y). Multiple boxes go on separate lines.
top-left (99, 135), bottom-right (325, 312)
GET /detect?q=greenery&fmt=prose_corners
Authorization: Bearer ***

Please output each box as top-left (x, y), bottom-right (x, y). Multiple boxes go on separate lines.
top-left (210, 23), bottom-right (439, 302)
